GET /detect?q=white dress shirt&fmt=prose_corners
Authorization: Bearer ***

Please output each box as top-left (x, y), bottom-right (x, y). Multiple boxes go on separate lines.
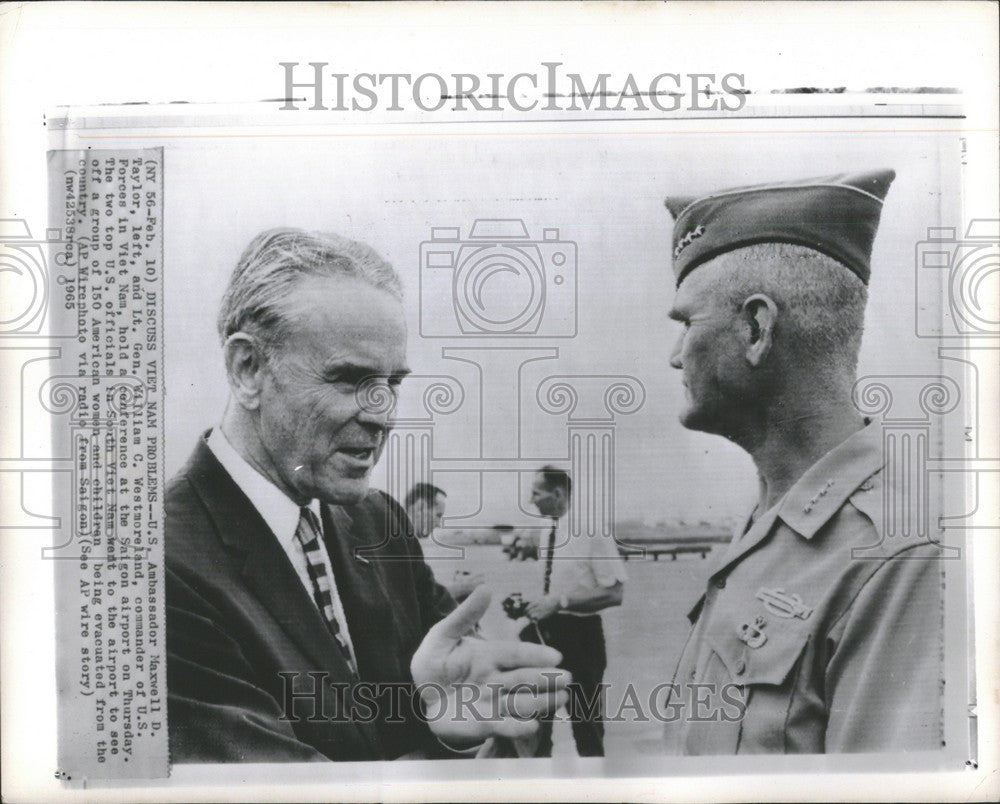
top-left (207, 427), bottom-right (357, 666)
top-left (539, 517), bottom-right (627, 616)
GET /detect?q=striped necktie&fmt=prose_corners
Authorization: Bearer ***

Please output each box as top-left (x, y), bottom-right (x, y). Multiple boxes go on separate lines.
top-left (295, 506), bottom-right (357, 675)
top-left (543, 521), bottom-right (557, 595)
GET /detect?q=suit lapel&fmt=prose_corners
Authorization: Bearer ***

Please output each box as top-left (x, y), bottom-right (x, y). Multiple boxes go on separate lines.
top-left (321, 503), bottom-right (399, 677)
top-left (321, 502), bottom-right (387, 753)
top-left (185, 436), bottom-right (357, 678)
top-left (239, 536), bottom-right (351, 675)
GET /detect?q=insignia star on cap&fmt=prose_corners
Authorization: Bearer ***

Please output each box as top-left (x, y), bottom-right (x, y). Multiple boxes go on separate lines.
top-left (673, 224), bottom-right (706, 260)
top-left (664, 169), bottom-right (896, 287)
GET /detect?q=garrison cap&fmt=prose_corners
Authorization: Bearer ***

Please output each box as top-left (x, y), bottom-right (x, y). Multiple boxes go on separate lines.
top-left (664, 169), bottom-right (896, 287)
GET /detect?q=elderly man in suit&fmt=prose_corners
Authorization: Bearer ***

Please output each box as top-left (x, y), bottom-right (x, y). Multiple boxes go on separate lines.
top-left (166, 228), bottom-right (568, 762)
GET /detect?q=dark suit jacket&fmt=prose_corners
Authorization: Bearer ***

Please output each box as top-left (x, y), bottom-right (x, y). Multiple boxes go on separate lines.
top-left (166, 434), bottom-right (456, 762)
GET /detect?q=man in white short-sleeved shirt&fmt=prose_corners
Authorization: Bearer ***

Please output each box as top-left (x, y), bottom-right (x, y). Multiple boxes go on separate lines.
top-left (522, 466), bottom-right (627, 757)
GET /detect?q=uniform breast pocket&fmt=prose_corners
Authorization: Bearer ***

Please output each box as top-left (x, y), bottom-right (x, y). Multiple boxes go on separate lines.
top-left (705, 620), bottom-right (811, 753)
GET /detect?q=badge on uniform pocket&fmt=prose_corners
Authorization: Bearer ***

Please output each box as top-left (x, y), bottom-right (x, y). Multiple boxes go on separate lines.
top-left (756, 587), bottom-right (813, 620)
top-left (737, 615), bottom-right (768, 649)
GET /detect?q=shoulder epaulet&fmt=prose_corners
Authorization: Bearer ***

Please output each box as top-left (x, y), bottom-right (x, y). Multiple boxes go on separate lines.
top-left (847, 465), bottom-right (933, 559)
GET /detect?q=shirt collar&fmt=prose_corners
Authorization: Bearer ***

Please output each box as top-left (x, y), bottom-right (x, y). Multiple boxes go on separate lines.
top-left (207, 427), bottom-right (320, 544)
top-left (776, 417), bottom-right (884, 540)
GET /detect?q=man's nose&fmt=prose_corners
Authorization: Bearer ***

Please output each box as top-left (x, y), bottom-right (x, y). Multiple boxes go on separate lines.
top-left (668, 332), bottom-right (684, 370)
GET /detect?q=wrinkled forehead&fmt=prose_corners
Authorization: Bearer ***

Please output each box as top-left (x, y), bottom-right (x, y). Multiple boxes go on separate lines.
top-left (284, 275), bottom-right (408, 361)
top-left (294, 274), bottom-right (404, 325)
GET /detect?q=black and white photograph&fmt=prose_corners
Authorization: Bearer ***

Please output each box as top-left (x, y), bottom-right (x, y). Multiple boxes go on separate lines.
top-left (158, 127), bottom-right (968, 765)
top-left (1, 3), bottom-right (997, 801)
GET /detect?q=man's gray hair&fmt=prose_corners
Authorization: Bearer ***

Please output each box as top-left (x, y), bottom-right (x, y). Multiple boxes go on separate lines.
top-left (693, 242), bottom-right (869, 382)
top-left (217, 227), bottom-right (403, 354)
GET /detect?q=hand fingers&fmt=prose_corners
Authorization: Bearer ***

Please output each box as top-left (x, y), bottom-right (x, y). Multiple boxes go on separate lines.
top-left (429, 585), bottom-right (492, 642)
top-left (488, 667), bottom-right (571, 691)
top-left (487, 640), bottom-right (563, 671)
top-left (437, 690), bottom-right (568, 741)
top-left (482, 691), bottom-right (569, 742)
top-left (422, 683), bottom-right (569, 745)
top-left (501, 689), bottom-right (570, 721)
top-left (491, 716), bottom-right (541, 740)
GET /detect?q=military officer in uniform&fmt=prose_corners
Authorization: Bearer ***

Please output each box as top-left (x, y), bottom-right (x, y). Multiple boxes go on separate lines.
top-left (661, 170), bottom-right (944, 754)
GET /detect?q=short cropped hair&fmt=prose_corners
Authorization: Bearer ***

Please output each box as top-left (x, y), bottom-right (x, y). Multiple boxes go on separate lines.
top-left (217, 227), bottom-right (403, 357)
top-left (404, 483), bottom-right (446, 509)
top-left (536, 465), bottom-right (572, 497)
top-left (690, 242), bottom-right (868, 381)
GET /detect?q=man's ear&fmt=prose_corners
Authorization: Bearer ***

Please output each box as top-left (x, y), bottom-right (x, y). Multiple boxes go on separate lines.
top-left (741, 293), bottom-right (777, 368)
top-left (223, 333), bottom-right (267, 410)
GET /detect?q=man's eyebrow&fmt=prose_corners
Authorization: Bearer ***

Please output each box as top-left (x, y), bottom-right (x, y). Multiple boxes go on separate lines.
top-left (322, 361), bottom-right (412, 382)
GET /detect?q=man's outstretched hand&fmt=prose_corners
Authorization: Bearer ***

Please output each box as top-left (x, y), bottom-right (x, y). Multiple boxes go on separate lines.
top-left (411, 586), bottom-right (570, 746)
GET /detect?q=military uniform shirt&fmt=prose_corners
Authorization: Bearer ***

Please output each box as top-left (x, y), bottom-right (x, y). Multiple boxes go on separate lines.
top-left (662, 420), bottom-right (944, 754)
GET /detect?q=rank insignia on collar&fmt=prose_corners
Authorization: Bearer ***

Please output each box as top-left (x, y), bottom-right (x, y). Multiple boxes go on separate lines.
top-left (738, 615), bottom-right (768, 649)
top-left (756, 588), bottom-right (813, 620)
